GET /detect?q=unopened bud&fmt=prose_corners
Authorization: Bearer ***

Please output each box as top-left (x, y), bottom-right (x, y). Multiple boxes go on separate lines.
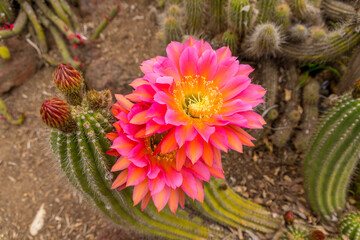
top-left (284, 210), bottom-right (294, 225)
top-left (309, 230), bottom-right (325, 240)
top-left (54, 63), bottom-right (83, 105)
top-left (40, 98), bottom-right (77, 133)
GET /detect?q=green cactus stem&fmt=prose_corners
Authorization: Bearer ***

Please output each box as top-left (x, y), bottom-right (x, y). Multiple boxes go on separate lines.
top-left (20, 1), bottom-right (48, 53)
top-left (288, 24), bottom-right (309, 43)
top-left (91, 5), bottom-right (120, 40)
top-left (210, 0), bottom-right (226, 32)
top-left (48, 0), bottom-right (72, 30)
top-left (339, 47), bottom-right (360, 95)
top-left (223, 29), bottom-right (238, 54)
top-left (282, 23), bottom-right (360, 63)
top-left (40, 16), bottom-right (80, 68)
top-left (321, 0), bottom-right (357, 22)
top-left (34, 0), bottom-right (80, 44)
top-left (0, 0), bottom-right (14, 23)
top-left (339, 212), bottom-right (360, 240)
top-left (49, 101), bottom-right (235, 240)
top-left (0, 98), bottom-right (25, 125)
top-left (286, 0), bottom-right (322, 25)
top-left (272, 65), bottom-right (301, 148)
top-left (257, 0), bottom-right (277, 23)
top-left (194, 178), bottom-right (282, 234)
top-left (227, 0), bottom-right (252, 38)
top-left (304, 95), bottom-right (360, 218)
top-left (294, 79), bottom-right (320, 152)
top-left (59, 0), bottom-right (80, 32)
top-left (0, 10), bottom-right (27, 39)
top-left (164, 16), bottom-right (182, 44)
top-left (185, 0), bottom-right (203, 34)
top-left (274, 3), bottom-right (291, 29)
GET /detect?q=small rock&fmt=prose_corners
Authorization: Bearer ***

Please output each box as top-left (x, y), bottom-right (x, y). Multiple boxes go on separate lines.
top-left (30, 204), bottom-right (46, 236)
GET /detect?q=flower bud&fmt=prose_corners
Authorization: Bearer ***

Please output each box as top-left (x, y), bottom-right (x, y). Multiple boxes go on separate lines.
top-left (309, 230), bottom-right (325, 240)
top-left (87, 90), bottom-right (112, 110)
top-left (40, 98), bottom-right (77, 133)
top-left (284, 210), bottom-right (294, 225)
top-left (54, 63), bottom-right (83, 105)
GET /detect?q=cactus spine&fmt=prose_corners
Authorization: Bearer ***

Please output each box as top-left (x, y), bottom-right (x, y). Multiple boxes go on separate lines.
top-left (339, 212), bottom-right (360, 240)
top-left (279, 226), bottom-right (308, 240)
top-left (304, 95), bottom-right (360, 218)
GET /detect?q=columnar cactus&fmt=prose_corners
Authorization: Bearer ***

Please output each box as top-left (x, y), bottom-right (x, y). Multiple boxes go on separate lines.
top-left (227, 0), bottom-right (252, 38)
top-left (304, 94), bottom-right (360, 218)
top-left (339, 212), bottom-right (360, 240)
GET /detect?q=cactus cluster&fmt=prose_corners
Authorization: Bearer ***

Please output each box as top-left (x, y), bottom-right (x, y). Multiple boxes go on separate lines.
top-left (304, 94), bottom-right (360, 218)
top-left (158, 0), bottom-right (360, 63)
top-left (41, 64), bottom-right (282, 239)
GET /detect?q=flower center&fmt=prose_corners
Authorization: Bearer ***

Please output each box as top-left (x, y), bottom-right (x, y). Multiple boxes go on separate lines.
top-left (144, 132), bottom-right (176, 163)
top-left (173, 75), bottom-right (223, 119)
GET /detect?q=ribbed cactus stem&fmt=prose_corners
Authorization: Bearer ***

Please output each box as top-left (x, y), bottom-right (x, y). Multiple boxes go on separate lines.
top-left (0, 10), bottom-right (27, 39)
top-left (339, 212), bottom-right (360, 240)
top-left (50, 104), bottom-right (231, 240)
top-left (227, 0), bottom-right (252, 38)
top-left (194, 178), bottom-right (282, 234)
top-left (279, 226), bottom-right (308, 240)
top-left (286, 0), bottom-right (322, 24)
top-left (283, 23), bottom-right (360, 63)
top-left (185, 0), bottom-right (203, 34)
top-left (304, 95), bottom-right (360, 218)
top-left (210, 0), bottom-right (226, 32)
top-left (164, 16), bottom-right (182, 44)
top-left (257, 0), bottom-right (277, 23)
top-left (20, 1), bottom-right (48, 52)
top-left (310, 26), bottom-right (327, 43)
top-left (294, 79), bottom-right (320, 152)
top-left (321, 0), bottom-right (356, 22)
top-left (0, 0), bottom-right (14, 23)
top-left (223, 30), bottom-right (238, 54)
top-left (48, 0), bottom-right (72, 30)
top-left (274, 3), bottom-right (291, 29)
top-left (59, 0), bottom-right (79, 31)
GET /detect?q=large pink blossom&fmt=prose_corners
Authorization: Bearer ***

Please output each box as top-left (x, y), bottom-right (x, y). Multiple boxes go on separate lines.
top-left (125, 37), bottom-right (266, 166)
top-left (107, 95), bottom-right (224, 213)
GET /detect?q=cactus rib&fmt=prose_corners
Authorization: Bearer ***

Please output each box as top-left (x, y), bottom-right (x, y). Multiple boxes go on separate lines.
top-left (304, 95), bottom-right (360, 218)
top-left (321, 0), bottom-right (357, 22)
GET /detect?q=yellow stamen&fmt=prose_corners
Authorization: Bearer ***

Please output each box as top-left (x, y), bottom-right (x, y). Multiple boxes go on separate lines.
top-left (173, 75), bottom-right (223, 119)
top-left (144, 132), bottom-right (176, 163)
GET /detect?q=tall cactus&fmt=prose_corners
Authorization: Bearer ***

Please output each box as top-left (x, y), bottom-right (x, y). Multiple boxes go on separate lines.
top-left (185, 0), bottom-right (203, 34)
top-left (227, 0), bottom-right (252, 38)
top-left (304, 94), bottom-right (360, 218)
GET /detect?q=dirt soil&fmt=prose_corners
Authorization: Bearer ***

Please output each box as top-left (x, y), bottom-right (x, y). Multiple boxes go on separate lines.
top-left (0, 0), bottom-right (333, 239)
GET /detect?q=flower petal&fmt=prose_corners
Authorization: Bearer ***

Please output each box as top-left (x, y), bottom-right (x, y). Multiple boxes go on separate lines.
top-left (127, 165), bottom-right (148, 186)
top-left (133, 178), bottom-right (149, 206)
top-left (149, 173), bottom-right (165, 194)
top-left (168, 188), bottom-right (179, 214)
top-left (193, 121), bottom-right (215, 142)
top-left (195, 178), bottom-right (204, 202)
top-left (111, 135), bottom-right (137, 156)
top-left (111, 169), bottom-right (128, 189)
top-left (220, 99), bottom-right (253, 116)
top-left (197, 49), bottom-right (217, 81)
top-left (223, 127), bottom-right (243, 153)
top-left (237, 64), bottom-right (254, 76)
top-left (202, 141), bottom-right (214, 167)
top-left (175, 124), bottom-right (197, 147)
top-left (221, 75), bottom-right (251, 101)
top-left (115, 94), bottom-right (133, 111)
top-left (209, 127), bottom-right (229, 152)
top-left (111, 156), bottom-right (131, 172)
top-left (165, 109), bottom-right (189, 126)
top-left (189, 161), bottom-right (210, 181)
top-left (181, 169), bottom-right (197, 200)
top-left (180, 46), bottom-right (199, 77)
top-left (162, 164), bottom-right (183, 189)
top-left (152, 185), bottom-right (170, 212)
top-left (141, 192), bottom-right (152, 211)
top-left (166, 41), bottom-right (184, 71)
top-left (179, 189), bottom-right (185, 209)
top-left (185, 135), bottom-right (204, 164)
top-left (215, 46), bottom-right (232, 62)
top-left (176, 146), bottom-right (186, 171)
top-left (129, 110), bottom-right (148, 124)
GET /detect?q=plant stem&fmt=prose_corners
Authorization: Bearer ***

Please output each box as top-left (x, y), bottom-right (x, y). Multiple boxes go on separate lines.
top-left (59, 0), bottom-right (80, 32)
top-left (34, 0), bottom-right (80, 44)
top-left (0, 98), bottom-right (25, 125)
top-left (91, 5), bottom-right (120, 40)
top-left (20, 1), bottom-right (48, 52)
top-left (0, 10), bottom-right (27, 39)
top-left (48, 0), bottom-right (73, 30)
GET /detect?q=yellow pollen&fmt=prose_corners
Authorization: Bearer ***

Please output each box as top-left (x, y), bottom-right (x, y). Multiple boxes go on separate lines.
top-left (144, 132), bottom-right (176, 163)
top-left (173, 75), bottom-right (223, 119)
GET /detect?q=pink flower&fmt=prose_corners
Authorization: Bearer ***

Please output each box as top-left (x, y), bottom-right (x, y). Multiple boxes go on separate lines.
top-left (126, 37), bottom-right (266, 166)
top-left (107, 95), bottom-right (224, 213)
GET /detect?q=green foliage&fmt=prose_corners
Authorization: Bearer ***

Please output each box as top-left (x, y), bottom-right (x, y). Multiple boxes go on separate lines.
top-left (279, 226), bottom-right (308, 240)
top-left (304, 95), bottom-right (360, 218)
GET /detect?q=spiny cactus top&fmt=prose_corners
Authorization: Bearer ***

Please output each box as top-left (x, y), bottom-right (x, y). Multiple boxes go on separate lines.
top-left (339, 212), bottom-right (360, 240)
top-left (108, 37), bottom-right (266, 213)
